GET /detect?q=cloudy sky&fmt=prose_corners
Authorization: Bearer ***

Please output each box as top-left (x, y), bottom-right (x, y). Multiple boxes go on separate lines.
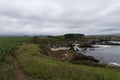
top-left (0, 0), bottom-right (120, 35)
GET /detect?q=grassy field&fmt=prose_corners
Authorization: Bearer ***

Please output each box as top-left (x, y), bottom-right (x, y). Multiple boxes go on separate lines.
top-left (0, 36), bottom-right (31, 80)
top-left (16, 43), bottom-right (120, 80)
top-left (0, 36), bottom-right (120, 80)
top-left (0, 36), bottom-right (31, 46)
top-left (0, 55), bottom-right (16, 80)
top-left (0, 36), bottom-right (31, 59)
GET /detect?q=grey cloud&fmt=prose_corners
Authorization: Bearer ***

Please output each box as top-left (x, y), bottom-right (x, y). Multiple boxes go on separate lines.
top-left (0, 0), bottom-right (120, 35)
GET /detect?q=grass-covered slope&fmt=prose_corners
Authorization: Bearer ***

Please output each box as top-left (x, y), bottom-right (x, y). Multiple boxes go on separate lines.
top-left (0, 55), bottom-right (16, 80)
top-left (16, 43), bottom-right (120, 80)
top-left (0, 36), bottom-right (31, 80)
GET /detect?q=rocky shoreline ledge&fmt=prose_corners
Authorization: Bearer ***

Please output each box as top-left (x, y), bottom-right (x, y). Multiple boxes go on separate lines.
top-left (91, 40), bottom-right (120, 45)
top-left (49, 43), bottom-right (99, 63)
top-left (49, 40), bottom-right (120, 66)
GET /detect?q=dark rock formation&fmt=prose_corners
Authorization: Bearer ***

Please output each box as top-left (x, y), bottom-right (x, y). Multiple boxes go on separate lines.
top-left (91, 40), bottom-right (120, 45)
top-left (79, 44), bottom-right (94, 48)
top-left (51, 50), bottom-right (99, 62)
top-left (72, 52), bottom-right (99, 62)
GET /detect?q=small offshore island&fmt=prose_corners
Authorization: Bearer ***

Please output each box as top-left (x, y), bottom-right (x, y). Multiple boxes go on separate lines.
top-left (0, 34), bottom-right (120, 80)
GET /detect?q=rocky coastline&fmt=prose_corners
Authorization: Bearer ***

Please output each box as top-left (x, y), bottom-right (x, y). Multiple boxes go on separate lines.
top-left (49, 42), bottom-right (99, 63)
top-left (91, 40), bottom-right (120, 45)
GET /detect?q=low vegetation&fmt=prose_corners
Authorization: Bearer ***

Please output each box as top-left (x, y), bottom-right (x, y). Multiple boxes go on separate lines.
top-left (0, 35), bottom-right (120, 80)
top-left (0, 36), bottom-right (30, 80)
top-left (16, 43), bottom-right (120, 80)
top-left (0, 55), bottom-right (16, 80)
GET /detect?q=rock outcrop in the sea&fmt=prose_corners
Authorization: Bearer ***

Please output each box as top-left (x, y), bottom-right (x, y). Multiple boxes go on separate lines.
top-left (91, 40), bottom-right (120, 45)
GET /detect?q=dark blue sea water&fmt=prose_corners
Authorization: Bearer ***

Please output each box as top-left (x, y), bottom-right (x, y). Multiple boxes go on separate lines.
top-left (85, 44), bottom-right (120, 66)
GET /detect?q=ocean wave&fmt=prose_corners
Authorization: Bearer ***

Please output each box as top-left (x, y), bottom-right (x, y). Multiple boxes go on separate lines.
top-left (108, 62), bottom-right (120, 67)
top-left (109, 41), bottom-right (120, 44)
top-left (93, 45), bottom-right (111, 48)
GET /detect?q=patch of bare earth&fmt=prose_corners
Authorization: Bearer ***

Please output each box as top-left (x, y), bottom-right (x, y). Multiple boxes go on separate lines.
top-left (13, 60), bottom-right (28, 80)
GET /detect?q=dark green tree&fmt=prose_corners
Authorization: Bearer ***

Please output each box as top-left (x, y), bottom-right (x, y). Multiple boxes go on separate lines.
top-left (64, 33), bottom-right (85, 40)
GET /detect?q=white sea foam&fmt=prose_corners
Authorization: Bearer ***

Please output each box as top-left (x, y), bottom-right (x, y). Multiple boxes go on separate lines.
top-left (109, 41), bottom-right (120, 44)
top-left (93, 45), bottom-right (111, 48)
top-left (109, 62), bottom-right (120, 67)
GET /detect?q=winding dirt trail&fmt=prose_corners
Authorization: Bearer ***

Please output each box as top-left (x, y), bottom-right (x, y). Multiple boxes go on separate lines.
top-left (13, 60), bottom-right (28, 80)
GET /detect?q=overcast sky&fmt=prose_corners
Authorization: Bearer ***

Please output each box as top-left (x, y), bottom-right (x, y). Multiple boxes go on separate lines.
top-left (0, 0), bottom-right (120, 35)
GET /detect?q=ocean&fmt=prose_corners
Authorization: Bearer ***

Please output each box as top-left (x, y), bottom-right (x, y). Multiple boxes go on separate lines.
top-left (85, 44), bottom-right (120, 66)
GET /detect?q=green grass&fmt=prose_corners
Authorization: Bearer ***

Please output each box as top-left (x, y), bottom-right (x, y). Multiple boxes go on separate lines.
top-left (0, 55), bottom-right (16, 80)
top-left (16, 43), bottom-right (120, 80)
top-left (0, 36), bottom-right (31, 80)
top-left (29, 36), bottom-right (62, 46)
top-left (0, 36), bottom-right (120, 80)
top-left (0, 36), bottom-right (31, 60)
top-left (0, 36), bottom-right (31, 46)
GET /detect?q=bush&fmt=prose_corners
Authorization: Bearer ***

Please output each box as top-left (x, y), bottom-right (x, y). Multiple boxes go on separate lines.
top-left (64, 33), bottom-right (85, 40)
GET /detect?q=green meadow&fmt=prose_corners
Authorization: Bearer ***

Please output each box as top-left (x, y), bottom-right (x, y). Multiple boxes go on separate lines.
top-left (0, 36), bottom-right (120, 80)
top-left (0, 36), bottom-right (30, 80)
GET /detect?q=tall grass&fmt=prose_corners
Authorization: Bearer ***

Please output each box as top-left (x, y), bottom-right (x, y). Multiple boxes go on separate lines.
top-left (0, 36), bottom-right (31, 80)
top-left (16, 43), bottom-right (120, 80)
top-left (0, 36), bottom-right (31, 60)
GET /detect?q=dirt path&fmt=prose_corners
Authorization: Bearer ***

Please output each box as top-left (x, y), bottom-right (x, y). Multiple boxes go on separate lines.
top-left (13, 60), bottom-right (28, 80)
